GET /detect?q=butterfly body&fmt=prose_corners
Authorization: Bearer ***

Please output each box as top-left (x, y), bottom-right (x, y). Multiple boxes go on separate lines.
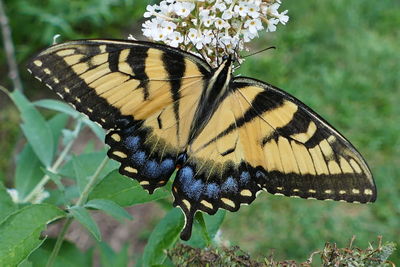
top-left (28, 39), bottom-right (376, 240)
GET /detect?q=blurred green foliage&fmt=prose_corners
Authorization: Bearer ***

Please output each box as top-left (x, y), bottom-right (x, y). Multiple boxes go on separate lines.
top-left (0, 0), bottom-right (399, 265)
top-left (225, 0), bottom-right (400, 263)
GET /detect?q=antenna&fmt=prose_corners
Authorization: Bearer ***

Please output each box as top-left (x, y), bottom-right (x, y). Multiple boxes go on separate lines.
top-left (242, 46), bottom-right (276, 58)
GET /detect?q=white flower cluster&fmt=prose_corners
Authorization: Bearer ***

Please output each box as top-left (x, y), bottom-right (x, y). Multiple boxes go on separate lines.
top-left (141, 0), bottom-right (289, 66)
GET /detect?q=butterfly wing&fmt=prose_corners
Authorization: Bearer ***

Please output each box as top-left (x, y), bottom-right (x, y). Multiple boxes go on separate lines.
top-left (28, 39), bottom-right (211, 192)
top-left (174, 76), bottom-right (376, 240)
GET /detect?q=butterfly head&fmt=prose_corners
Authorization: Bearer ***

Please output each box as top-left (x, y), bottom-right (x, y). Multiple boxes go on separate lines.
top-left (220, 54), bottom-right (237, 73)
top-left (220, 53), bottom-right (242, 73)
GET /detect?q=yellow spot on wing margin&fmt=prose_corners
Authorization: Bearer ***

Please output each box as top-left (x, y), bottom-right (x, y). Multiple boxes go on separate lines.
top-left (364, 189), bottom-right (373, 195)
top-left (240, 189), bottom-right (252, 197)
top-left (34, 60), bottom-right (42, 67)
top-left (112, 151), bottom-right (127, 158)
top-left (182, 199), bottom-right (191, 210)
top-left (352, 189), bottom-right (360, 194)
top-left (221, 198), bottom-right (235, 208)
top-left (200, 200), bottom-right (213, 209)
top-left (124, 166), bottom-right (137, 173)
top-left (111, 133), bottom-right (121, 142)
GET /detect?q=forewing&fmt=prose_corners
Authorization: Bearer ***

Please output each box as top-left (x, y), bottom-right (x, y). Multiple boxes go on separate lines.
top-left (28, 39), bottom-right (211, 192)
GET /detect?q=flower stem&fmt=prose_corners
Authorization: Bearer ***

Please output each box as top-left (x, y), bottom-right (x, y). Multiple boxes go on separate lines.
top-left (45, 156), bottom-right (109, 267)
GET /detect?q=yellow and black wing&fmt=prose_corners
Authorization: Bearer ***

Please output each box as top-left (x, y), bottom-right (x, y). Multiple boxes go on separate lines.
top-left (28, 39), bottom-right (376, 241)
top-left (27, 39), bottom-right (211, 193)
top-left (173, 76), bottom-right (376, 239)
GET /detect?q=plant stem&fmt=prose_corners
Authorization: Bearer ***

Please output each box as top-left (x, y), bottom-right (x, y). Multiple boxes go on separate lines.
top-left (76, 156), bottom-right (109, 206)
top-left (46, 156), bottom-right (109, 267)
top-left (0, 0), bottom-right (23, 92)
top-left (22, 121), bottom-right (82, 203)
top-left (45, 217), bottom-right (73, 267)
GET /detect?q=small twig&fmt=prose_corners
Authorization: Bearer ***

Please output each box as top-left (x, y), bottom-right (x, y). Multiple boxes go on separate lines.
top-left (0, 0), bottom-right (23, 92)
top-left (349, 235), bottom-right (356, 248)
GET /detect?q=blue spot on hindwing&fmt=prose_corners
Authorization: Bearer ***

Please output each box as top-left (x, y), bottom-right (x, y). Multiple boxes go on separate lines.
top-left (160, 158), bottom-right (175, 174)
top-left (143, 160), bottom-right (161, 179)
top-left (178, 166), bottom-right (203, 200)
top-left (131, 150), bottom-right (146, 166)
top-left (239, 171), bottom-right (250, 185)
top-left (179, 166), bottom-right (193, 182)
top-left (222, 176), bottom-right (238, 193)
top-left (205, 183), bottom-right (220, 199)
top-left (124, 136), bottom-right (140, 151)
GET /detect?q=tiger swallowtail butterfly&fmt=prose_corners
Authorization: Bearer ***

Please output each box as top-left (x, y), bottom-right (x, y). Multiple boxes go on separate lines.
top-left (28, 39), bottom-right (376, 240)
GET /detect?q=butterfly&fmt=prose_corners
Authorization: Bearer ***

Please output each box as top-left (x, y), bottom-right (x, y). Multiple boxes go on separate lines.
top-left (28, 39), bottom-right (377, 240)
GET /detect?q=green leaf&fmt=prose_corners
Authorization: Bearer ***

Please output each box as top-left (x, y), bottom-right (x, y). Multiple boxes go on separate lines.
top-left (184, 210), bottom-right (226, 248)
top-left (10, 90), bottom-right (54, 167)
top-left (48, 113), bottom-right (69, 157)
top-left (98, 242), bottom-right (129, 267)
top-left (34, 100), bottom-right (105, 140)
top-left (19, 259), bottom-right (33, 267)
top-left (72, 156), bottom-right (90, 194)
top-left (29, 239), bottom-right (92, 267)
top-left (15, 144), bottom-right (44, 199)
top-left (141, 208), bottom-right (184, 266)
top-left (0, 182), bottom-right (17, 222)
top-left (59, 151), bottom-right (118, 180)
top-left (34, 99), bottom-right (79, 118)
top-left (0, 204), bottom-right (66, 267)
top-left (85, 199), bottom-right (133, 221)
top-left (69, 206), bottom-right (101, 241)
top-left (88, 170), bottom-right (170, 207)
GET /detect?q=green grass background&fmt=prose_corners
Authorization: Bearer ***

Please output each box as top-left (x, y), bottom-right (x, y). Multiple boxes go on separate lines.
top-left (223, 0), bottom-right (400, 262)
top-left (1, 0), bottom-right (399, 263)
